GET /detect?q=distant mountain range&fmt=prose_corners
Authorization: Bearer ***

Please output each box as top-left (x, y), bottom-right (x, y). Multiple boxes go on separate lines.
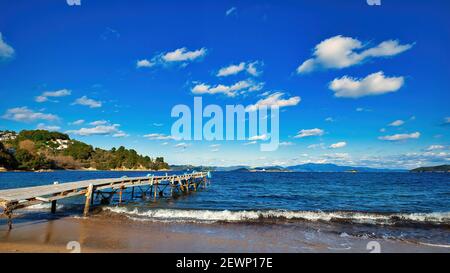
top-left (171, 163), bottom-right (406, 173)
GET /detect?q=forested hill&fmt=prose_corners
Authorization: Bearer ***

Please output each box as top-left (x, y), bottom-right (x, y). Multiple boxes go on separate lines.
top-left (0, 130), bottom-right (169, 171)
top-left (410, 165), bottom-right (450, 173)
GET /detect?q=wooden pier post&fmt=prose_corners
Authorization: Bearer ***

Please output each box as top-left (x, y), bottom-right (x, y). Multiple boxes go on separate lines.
top-left (83, 184), bottom-right (94, 217)
top-left (51, 200), bottom-right (57, 214)
top-left (51, 181), bottom-right (58, 214)
top-left (5, 209), bottom-right (12, 231)
top-left (185, 179), bottom-right (189, 193)
top-left (178, 178), bottom-right (183, 193)
top-left (119, 186), bottom-right (123, 204)
top-left (154, 182), bottom-right (158, 201)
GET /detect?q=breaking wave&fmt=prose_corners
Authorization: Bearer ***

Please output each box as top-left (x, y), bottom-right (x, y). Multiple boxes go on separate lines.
top-left (103, 207), bottom-right (450, 227)
top-left (27, 203), bottom-right (64, 210)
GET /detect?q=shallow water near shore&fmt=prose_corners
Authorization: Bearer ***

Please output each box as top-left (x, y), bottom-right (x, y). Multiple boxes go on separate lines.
top-left (0, 170), bottom-right (449, 252)
top-left (1, 212), bottom-right (448, 253)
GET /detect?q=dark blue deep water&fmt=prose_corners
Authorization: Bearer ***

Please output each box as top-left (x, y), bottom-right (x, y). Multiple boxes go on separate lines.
top-left (1, 171), bottom-right (449, 245)
top-left (0, 171), bottom-right (448, 213)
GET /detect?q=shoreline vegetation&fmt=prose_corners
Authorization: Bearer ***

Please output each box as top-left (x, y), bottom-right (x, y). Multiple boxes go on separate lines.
top-left (0, 168), bottom-right (172, 173)
top-left (0, 130), bottom-right (169, 172)
top-left (410, 165), bottom-right (450, 173)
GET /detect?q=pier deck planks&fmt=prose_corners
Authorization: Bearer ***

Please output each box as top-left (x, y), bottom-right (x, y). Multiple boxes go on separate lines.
top-left (0, 172), bottom-right (208, 207)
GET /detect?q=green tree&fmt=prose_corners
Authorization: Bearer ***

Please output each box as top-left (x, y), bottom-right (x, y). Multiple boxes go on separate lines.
top-left (18, 130), bottom-right (69, 142)
top-left (0, 142), bottom-right (18, 169)
top-left (65, 140), bottom-right (94, 160)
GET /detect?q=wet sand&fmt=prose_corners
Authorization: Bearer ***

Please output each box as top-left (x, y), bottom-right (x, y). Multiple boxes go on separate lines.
top-left (0, 211), bottom-right (447, 253)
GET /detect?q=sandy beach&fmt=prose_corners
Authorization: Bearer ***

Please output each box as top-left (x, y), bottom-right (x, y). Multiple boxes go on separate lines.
top-left (0, 210), bottom-right (448, 253)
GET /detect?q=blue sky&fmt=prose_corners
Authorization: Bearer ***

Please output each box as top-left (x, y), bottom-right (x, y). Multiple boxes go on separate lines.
top-left (0, 0), bottom-right (449, 169)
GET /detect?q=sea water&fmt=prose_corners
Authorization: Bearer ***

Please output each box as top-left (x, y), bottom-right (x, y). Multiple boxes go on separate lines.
top-left (0, 171), bottom-right (449, 246)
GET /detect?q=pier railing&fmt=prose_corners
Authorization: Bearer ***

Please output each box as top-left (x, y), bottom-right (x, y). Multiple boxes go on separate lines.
top-left (0, 171), bottom-right (211, 230)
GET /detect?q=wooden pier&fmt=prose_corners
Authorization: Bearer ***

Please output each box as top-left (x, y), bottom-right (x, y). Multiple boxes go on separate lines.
top-left (0, 172), bottom-right (211, 230)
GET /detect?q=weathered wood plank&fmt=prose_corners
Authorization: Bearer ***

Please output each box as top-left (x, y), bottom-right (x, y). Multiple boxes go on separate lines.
top-left (83, 184), bottom-right (94, 217)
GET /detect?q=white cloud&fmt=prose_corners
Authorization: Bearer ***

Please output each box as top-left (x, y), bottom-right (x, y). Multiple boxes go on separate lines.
top-left (297, 35), bottom-right (413, 73)
top-left (217, 61), bottom-right (262, 77)
top-left (211, 148), bottom-right (219, 152)
top-left (153, 123), bottom-right (164, 127)
top-left (426, 145), bottom-right (445, 151)
top-left (246, 61), bottom-right (262, 76)
top-left (72, 96), bottom-right (102, 108)
top-left (329, 141), bottom-right (347, 149)
top-left (294, 128), bottom-right (324, 138)
top-left (325, 117), bottom-right (334, 122)
top-left (279, 141), bottom-right (294, 146)
top-left (137, 47), bottom-right (207, 69)
top-left (70, 119), bottom-right (85, 125)
top-left (136, 59), bottom-right (154, 68)
top-left (324, 153), bottom-right (350, 160)
top-left (210, 144), bottom-right (221, 148)
top-left (226, 7), bottom-right (237, 16)
top-left (378, 132), bottom-right (420, 141)
top-left (307, 143), bottom-right (325, 149)
top-left (444, 117), bottom-right (450, 124)
top-left (249, 134), bottom-right (268, 141)
top-left (0, 32), bottom-right (14, 60)
top-left (37, 123), bottom-right (61, 131)
top-left (304, 150), bottom-right (449, 170)
top-left (356, 107), bottom-right (371, 112)
top-left (389, 120), bottom-right (405, 127)
top-left (112, 132), bottom-right (129, 138)
top-left (89, 120), bottom-right (108, 126)
top-left (66, 124), bottom-right (126, 137)
top-left (361, 151), bottom-right (450, 169)
top-left (329, 71), bottom-right (404, 98)
top-left (35, 96), bottom-right (48, 103)
top-left (217, 62), bottom-right (246, 77)
top-left (35, 89), bottom-right (71, 103)
top-left (144, 133), bottom-right (176, 140)
top-left (246, 92), bottom-right (301, 111)
top-left (2, 107), bottom-right (59, 123)
top-left (162, 47), bottom-right (206, 62)
top-left (174, 142), bottom-right (189, 148)
top-left (192, 80), bottom-right (263, 97)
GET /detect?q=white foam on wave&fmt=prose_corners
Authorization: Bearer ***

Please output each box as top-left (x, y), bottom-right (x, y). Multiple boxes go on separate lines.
top-left (103, 207), bottom-right (450, 225)
top-left (27, 203), bottom-right (64, 210)
top-left (418, 242), bottom-right (450, 248)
